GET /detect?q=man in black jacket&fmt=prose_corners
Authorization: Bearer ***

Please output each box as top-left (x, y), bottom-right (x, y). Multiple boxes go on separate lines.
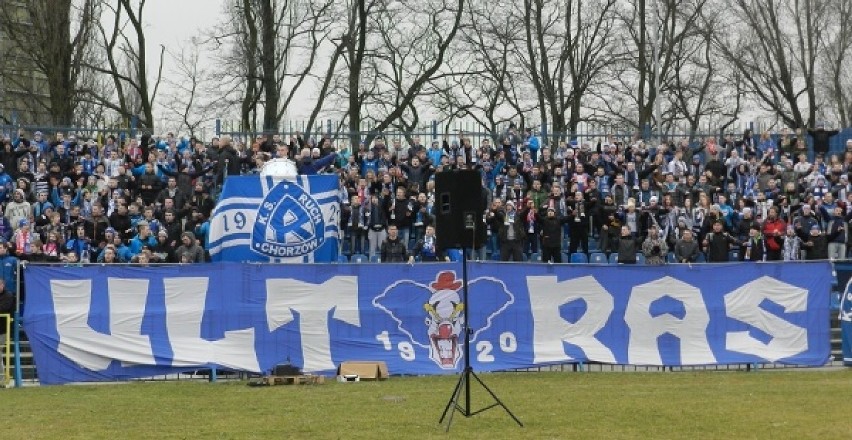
top-left (703, 220), bottom-right (739, 262)
top-left (497, 200), bottom-right (526, 261)
top-left (380, 225), bottom-right (408, 262)
top-left (808, 123), bottom-right (839, 156)
top-left (538, 207), bottom-right (569, 263)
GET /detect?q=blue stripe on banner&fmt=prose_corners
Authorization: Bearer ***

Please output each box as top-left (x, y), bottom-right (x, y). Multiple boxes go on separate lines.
top-left (22, 261), bottom-right (833, 384)
top-left (208, 233), bottom-right (252, 251)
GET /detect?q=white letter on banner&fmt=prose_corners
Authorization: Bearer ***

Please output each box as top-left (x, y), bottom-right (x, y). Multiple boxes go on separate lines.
top-left (624, 276), bottom-right (715, 365)
top-left (50, 278), bottom-right (153, 371)
top-left (266, 277), bottom-right (359, 372)
top-left (724, 276), bottom-right (807, 361)
top-left (527, 276), bottom-right (616, 364)
top-left (163, 278), bottom-right (260, 372)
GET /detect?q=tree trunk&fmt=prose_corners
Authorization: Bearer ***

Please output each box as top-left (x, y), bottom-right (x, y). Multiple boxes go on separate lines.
top-left (260, 0), bottom-right (278, 133)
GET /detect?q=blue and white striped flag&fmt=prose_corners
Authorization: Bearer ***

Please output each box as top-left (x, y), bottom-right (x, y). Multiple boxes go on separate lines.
top-left (208, 175), bottom-right (340, 262)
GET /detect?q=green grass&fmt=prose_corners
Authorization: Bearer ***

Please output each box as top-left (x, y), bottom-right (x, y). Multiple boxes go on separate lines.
top-left (4, 370), bottom-right (852, 439)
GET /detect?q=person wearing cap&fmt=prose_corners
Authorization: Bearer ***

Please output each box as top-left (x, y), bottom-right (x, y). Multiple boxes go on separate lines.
top-left (12, 219), bottom-right (33, 256)
top-left (791, 204), bottom-right (818, 256)
top-left (496, 199), bottom-right (525, 261)
top-left (151, 229), bottom-right (176, 263)
top-left (538, 205), bottom-right (569, 263)
top-left (738, 224), bottom-right (765, 262)
top-left (801, 222), bottom-right (834, 260)
top-left (702, 220), bottom-right (739, 262)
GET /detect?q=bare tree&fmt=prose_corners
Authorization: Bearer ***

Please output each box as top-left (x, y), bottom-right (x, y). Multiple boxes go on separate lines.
top-left (83, 0), bottom-right (164, 131)
top-left (664, 4), bottom-right (744, 140)
top-left (161, 40), bottom-right (218, 138)
top-left (603, 0), bottom-right (709, 138)
top-left (207, 0), bottom-right (338, 135)
top-left (327, 0), bottom-right (465, 147)
top-left (818, 0), bottom-right (852, 127)
top-left (715, 0), bottom-right (829, 129)
top-left (517, 0), bottom-right (621, 142)
top-left (0, 0), bottom-right (96, 126)
top-left (431, 0), bottom-right (527, 142)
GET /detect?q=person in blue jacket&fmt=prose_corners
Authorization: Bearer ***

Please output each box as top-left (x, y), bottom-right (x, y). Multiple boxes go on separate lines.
top-left (524, 128), bottom-right (541, 163)
top-left (0, 240), bottom-right (19, 295)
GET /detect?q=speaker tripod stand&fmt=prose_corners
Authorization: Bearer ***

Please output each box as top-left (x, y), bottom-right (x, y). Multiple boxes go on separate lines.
top-left (438, 247), bottom-right (523, 431)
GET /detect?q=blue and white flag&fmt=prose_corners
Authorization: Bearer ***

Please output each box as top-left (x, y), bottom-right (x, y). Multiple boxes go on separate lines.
top-left (208, 175), bottom-right (340, 262)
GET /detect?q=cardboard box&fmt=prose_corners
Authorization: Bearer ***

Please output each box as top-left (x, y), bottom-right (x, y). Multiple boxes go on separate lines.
top-left (337, 361), bottom-right (389, 381)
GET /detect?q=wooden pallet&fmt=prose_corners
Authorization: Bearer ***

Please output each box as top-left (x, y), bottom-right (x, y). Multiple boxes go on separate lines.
top-left (259, 375), bottom-right (325, 386)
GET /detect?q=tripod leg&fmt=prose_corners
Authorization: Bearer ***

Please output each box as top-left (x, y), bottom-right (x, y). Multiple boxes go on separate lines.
top-left (439, 372), bottom-right (466, 424)
top-left (469, 371), bottom-right (524, 427)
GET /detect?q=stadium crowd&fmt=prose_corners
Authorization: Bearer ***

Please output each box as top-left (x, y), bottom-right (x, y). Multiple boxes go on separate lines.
top-left (0, 122), bottom-right (848, 293)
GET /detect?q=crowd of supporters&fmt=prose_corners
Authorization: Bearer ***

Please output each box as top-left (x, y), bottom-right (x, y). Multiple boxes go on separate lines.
top-left (0, 121), bottom-right (848, 292)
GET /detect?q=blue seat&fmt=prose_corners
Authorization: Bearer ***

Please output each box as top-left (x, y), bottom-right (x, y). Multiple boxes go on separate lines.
top-left (337, 255), bottom-right (349, 263)
top-left (666, 252), bottom-right (677, 263)
top-left (695, 253), bottom-right (706, 263)
top-left (608, 253), bottom-right (619, 264)
top-left (570, 253), bottom-right (589, 264)
top-left (636, 253), bottom-right (646, 265)
top-left (588, 238), bottom-right (599, 251)
top-left (530, 252), bottom-right (542, 262)
top-left (729, 250), bottom-right (740, 261)
top-left (562, 252), bottom-right (571, 263)
top-left (350, 254), bottom-right (368, 263)
top-left (369, 255), bottom-right (381, 263)
top-left (589, 252), bottom-right (607, 264)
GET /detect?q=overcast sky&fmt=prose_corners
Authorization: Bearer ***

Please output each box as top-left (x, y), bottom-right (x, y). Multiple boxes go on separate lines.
top-left (141, 0), bottom-right (321, 136)
top-left (143, 0), bottom-right (226, 136)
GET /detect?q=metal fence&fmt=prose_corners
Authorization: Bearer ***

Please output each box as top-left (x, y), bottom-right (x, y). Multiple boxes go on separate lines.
top-left (215, 118), bottom-right (852, 159)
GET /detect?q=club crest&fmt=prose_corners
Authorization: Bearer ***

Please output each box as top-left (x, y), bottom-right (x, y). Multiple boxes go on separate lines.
top-left (252, 181), bottom-right (325, 258)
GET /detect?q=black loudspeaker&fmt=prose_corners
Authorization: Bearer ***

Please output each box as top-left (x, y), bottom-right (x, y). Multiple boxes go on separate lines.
top-left (435, 170), bottom-right (486, 249)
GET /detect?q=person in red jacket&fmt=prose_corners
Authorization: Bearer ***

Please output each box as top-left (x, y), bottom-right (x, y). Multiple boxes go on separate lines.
top-left (762, 206), bottom-right (786, 260)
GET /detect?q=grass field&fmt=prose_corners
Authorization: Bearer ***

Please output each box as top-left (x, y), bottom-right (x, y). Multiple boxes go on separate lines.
top-left (4, 370), bottom-right (852, 439)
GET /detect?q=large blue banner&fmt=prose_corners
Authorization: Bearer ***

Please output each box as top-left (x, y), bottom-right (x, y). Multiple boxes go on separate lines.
top-left (208, 175), bottom-right (340, 262)
top-left (23, 262), bottom-right (831, 385)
